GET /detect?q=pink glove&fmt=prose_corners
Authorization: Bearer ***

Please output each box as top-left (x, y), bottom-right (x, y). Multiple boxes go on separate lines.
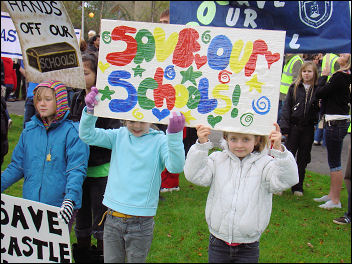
top-left (85, 87), bottom-right (99, 111)
top-left (167, 112), bottom-right (185, 134)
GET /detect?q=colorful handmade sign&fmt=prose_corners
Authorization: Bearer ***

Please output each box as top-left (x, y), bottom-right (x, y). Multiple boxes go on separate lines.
top-left (95, 19), bottom-right (285, 135)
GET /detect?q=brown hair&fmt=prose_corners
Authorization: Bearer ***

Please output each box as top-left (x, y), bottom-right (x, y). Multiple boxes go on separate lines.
top-left (293, 61), bottom-right (318, 100)
top-left (160, 9), bottom-right (169, 19)
top-left (79, 39), bottom-right (87, 52)
top-left (223, 132), bottom-right (268, 152)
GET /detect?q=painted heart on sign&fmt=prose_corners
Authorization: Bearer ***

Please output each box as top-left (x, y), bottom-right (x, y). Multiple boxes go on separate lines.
top-left (194, 54), bottom-right (207, 69)
top-left (265, 51), bottom-right (280, 69)
top-left (152, 108), bottom-right (170, 121)
top-left (98, 61), bottom-right (110, 73)
top-left (207, 115), bottom-right (222, 128)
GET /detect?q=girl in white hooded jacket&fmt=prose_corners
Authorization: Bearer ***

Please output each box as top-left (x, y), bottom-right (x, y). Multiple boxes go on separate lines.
top-left (184, 123), bottom-right (298, 263)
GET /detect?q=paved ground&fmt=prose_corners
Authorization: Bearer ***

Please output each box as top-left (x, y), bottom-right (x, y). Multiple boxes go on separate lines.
top-left (6, 99), bottom-right (350, 176)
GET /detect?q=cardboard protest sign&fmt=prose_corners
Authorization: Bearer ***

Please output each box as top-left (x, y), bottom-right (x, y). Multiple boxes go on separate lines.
top-left (1, 11), bottom-right (22, 59)
top-left (4, 1), bottom-right (85, 89)
top-left (1, 194), bottom-right (72, 263)
top-left (95, 19), bottom-right (285, 135)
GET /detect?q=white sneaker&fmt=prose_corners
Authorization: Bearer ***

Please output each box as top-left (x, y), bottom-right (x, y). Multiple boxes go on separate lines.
top-left (313, 195), bottom-right (331, 203)
top-left (319, 200), bottom-right (341, 209)
top-left (293, 191), bottom-right (303, 197)
top-left (160, 187), bottom-right (180, 193)
top-left (274, 191), bottom-right (283, 196)
top-left (169, 187), bottom-right (180, 192)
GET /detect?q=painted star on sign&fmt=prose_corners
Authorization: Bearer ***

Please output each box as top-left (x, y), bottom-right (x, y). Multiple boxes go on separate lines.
top-left (245, 74), bottom-right (264, 93)
top-left (132, 65), bottom-right (146, 77)
top-left (180, 66), bottom-right (202, 86)
top-left (99, 86), bottom-right (115, 101)
top-left (181, 110), bottom-right (196, 125)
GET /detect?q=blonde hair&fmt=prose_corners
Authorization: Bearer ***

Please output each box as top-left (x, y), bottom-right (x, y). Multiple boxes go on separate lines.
top-left (337, 53), bottom-right (351, 72)
top-left (293, 61), bottom-right (318, 100)
top-left (223, 132), bottom-right (268, 152)
top-left (33, 87), bottom-right (55, 107)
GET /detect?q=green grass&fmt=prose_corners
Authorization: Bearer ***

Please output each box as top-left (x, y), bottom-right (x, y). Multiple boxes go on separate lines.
top-left (2, 114), bottom-right (351, 263)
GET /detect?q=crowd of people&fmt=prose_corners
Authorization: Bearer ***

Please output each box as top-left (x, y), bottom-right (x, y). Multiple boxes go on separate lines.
top-left (1, 8), bottom-right (351, 263)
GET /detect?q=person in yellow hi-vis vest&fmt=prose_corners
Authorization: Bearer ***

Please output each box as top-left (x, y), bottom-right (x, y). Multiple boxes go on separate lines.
top-left (278, 54), bottom-right (303, 124)
top-left (314, 53), bottom-right (340, 146)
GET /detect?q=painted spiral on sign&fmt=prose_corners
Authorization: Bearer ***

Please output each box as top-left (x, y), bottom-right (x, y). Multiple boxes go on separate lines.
top-left (252, 96), bottom-right (270, 115)
top-left (240, 113), bottom-right (254, 127)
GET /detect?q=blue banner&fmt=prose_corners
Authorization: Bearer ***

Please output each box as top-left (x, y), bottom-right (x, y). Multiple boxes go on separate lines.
top-left (170, 1), bottom-right (351, 53)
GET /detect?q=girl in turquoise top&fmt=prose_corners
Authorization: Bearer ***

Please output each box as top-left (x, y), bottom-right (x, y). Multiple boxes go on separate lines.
top-left (79, 88), bottom-right (185, 263)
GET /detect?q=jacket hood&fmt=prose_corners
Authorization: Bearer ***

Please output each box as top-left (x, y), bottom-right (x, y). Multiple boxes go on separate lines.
top-left (33, 80), bottom-right (70, 129)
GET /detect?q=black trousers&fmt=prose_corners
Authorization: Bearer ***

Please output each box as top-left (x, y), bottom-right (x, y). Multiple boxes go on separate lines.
top-left (285, 125), bottom-right (314, 192)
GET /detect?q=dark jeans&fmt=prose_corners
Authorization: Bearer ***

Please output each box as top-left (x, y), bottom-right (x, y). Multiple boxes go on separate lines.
top-left (4, 84), bottom-right (14, 101)
top-left (324, 120), bottom-right (350, 171)
top-left (74, 177), bottom-right (108, 241)
top-left (208, 234), bottom-right (259, 263)
top-left (285, 125), bottom-right (314, 193)
top-left (23, 97), bottom-right (35, 128)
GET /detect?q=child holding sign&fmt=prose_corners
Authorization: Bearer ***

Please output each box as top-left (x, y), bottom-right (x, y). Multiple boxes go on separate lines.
top-left (184, 123), bottom-right (298, 263)
top-left (79, 88), bottom-right (185, 263)
top-left (1, 80), bottom-right (89, 231)
top-left (70, 52), bottom-right (121, 263)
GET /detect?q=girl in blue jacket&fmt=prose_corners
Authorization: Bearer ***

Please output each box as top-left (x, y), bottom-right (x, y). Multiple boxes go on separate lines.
top-left (1, 80), bottom-right (89, 231)
top-left (79, 88), bottom-right (185, 263)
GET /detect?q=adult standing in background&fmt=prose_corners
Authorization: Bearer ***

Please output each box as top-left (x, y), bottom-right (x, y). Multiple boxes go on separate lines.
top-left (314, 53), bottom-right (351, 209)
top-left (87, 30), bottom-right (96, 41)
top-left (1, 57), bottom-right (17, 102)
top-left (313, 53), bottom-right (339, 146)
top-left (278, 54), bottom-right (304, 125)
top-left (87, 35), bottom-right (100, 55)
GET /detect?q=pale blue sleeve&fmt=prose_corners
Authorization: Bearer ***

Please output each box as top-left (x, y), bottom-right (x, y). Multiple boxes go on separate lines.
top-left (79, 107), bottom-right (118, 150)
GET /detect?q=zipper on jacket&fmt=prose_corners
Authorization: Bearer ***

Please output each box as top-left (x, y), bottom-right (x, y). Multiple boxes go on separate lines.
top-left (229, 160), bottom-right (243, 244)
top-left (303, 86), bottom-right (312, 117)
top-left (293, 102), bottom-right (300, 111)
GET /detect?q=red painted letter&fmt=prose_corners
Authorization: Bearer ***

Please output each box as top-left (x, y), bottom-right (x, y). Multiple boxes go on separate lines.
top-left (153, 67), bottom-right (175, 110)
top-left (172, 28), bottom-right (200, 68)
top-left (106, 26), bottom-right (137, 66)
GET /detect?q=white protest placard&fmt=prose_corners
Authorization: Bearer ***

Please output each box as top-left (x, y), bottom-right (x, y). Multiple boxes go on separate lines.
top-left (1, 11), bottom-right (22, 59)
top-left (1, 194), bottom-right (72, 263)
top-left (4, 1), bottom-right (85, 89)
top-left (95, 19), bottom-right (285, 135)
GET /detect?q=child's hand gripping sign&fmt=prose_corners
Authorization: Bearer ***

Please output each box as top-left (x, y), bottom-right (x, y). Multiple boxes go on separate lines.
top-left (95, 19), bottom-right (285, 136)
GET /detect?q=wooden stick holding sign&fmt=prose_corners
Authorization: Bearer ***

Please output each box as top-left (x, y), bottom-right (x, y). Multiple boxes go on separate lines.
top-left (95, 19), bottom-right (285, 135)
